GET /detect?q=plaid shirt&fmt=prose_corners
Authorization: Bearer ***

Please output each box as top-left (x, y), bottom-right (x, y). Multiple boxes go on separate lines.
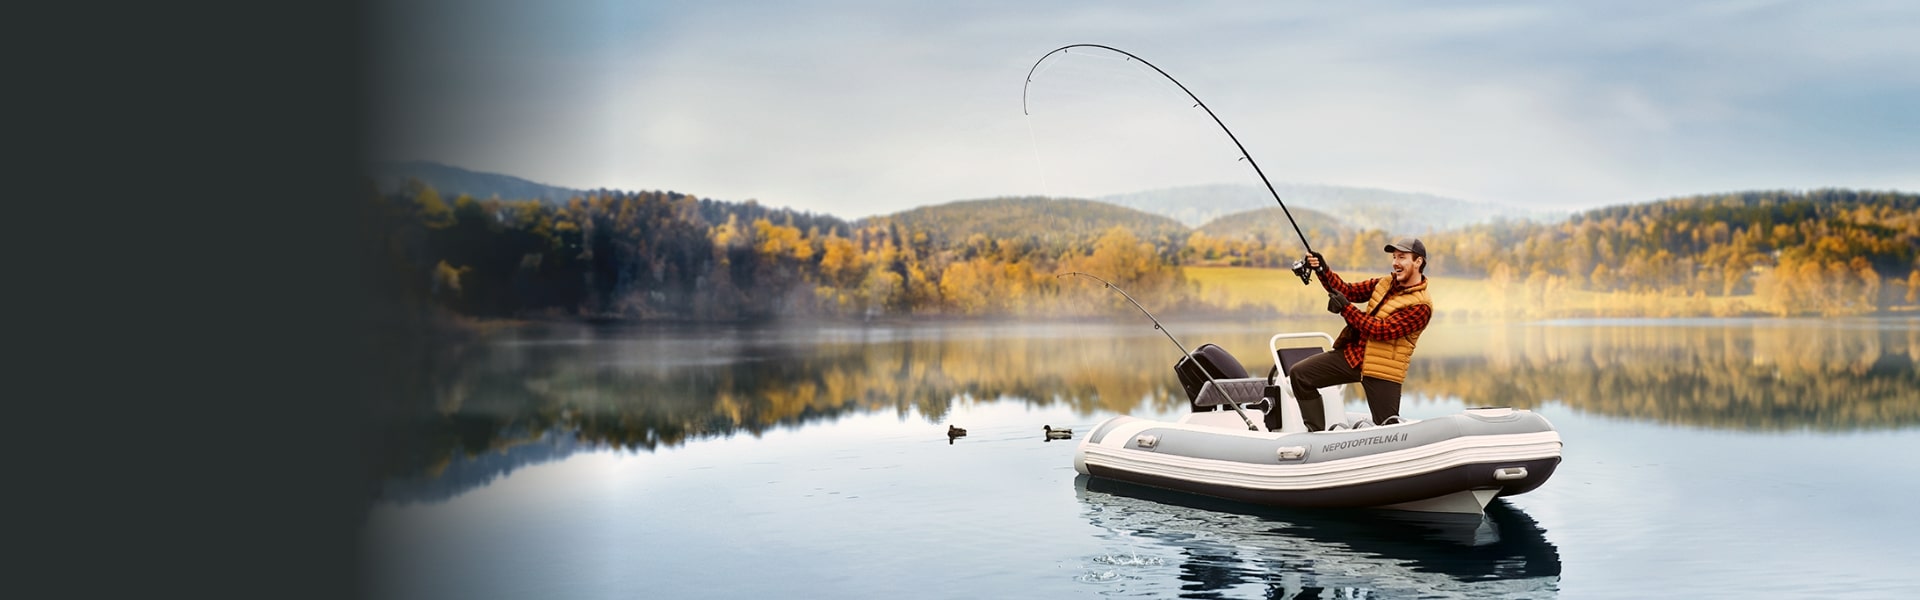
top-left (1320, 269), bottom-right (1433, 369)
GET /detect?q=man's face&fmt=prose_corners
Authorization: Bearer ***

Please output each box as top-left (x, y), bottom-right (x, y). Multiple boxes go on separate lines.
top-left (1390, 250), bottom-right (1423, 285)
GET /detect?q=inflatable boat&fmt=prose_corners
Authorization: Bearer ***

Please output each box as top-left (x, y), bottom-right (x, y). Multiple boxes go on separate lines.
top-left (1073, 332), bottom-right (1562, 514)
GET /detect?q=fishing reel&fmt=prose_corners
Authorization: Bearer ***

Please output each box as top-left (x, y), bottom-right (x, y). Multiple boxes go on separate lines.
top-left (1289, 259), bottom-right (1314, 285)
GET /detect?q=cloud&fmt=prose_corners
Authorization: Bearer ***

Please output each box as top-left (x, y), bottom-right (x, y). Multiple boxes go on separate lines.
top-left (368, 0), bottom-right (1920, 217)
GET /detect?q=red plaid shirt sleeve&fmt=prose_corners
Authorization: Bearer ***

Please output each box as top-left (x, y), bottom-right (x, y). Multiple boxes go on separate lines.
top-left (1319, 269), bottom-right (1432, 368)
top-left (1317, 269), bottom-right (1376, 302)
top-left (1340, 301), bottom-right (1431, 341)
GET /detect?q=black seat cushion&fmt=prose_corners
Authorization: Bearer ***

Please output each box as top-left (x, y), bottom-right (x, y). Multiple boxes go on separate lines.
top-left (1276, 347), bottom-right (1322, 377)
top-left (1175, 343), bottom-right (1250, 405)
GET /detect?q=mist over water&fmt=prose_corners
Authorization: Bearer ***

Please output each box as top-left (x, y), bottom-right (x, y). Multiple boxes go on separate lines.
top-left (364, 317), bottom-right (1920, 598)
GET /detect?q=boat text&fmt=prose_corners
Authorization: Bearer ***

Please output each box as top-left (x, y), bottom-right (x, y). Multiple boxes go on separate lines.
top-left (1322, 433), bottom-right (1406, 453)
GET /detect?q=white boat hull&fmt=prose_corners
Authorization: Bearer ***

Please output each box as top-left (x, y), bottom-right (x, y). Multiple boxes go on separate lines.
top-left (1074, 408), bottom-right (1562, 514)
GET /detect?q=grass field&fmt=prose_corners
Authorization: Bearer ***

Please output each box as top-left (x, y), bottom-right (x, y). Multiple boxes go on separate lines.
top-left (1182, 266), bottom-right (1769, 319)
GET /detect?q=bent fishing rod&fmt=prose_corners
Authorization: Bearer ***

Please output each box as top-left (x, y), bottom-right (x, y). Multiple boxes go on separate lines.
top-left (1056, 272), bottom-right (1259, 431)
top-left (1026, 44), bottom-right (1319, 284)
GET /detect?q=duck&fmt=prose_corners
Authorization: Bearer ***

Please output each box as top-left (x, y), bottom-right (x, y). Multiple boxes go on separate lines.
top-left (1043, 425), bottom-right (1073, 439)
top-left (948, 425), bottom-right (968, 438)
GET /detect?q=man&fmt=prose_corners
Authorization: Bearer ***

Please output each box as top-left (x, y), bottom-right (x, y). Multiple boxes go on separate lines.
top-left (1271, 238), bottom-right (1433, 432)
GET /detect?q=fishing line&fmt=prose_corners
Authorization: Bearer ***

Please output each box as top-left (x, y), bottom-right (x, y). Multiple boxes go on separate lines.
top-left (1020, 51), bottom-right (1079, 200)
top-left (1023, 115), bottom-right (1056, 200)
top-left (1025, 44), bottom-right (1322, 284)
top-left (1023, 47), bottom-right (1190, 201)
top-left (1056, 272), bottom-right (1260, 431)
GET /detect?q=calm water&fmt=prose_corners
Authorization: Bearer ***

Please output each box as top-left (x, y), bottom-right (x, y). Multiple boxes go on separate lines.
top-left (363, 317), bottom-right (1920, 599)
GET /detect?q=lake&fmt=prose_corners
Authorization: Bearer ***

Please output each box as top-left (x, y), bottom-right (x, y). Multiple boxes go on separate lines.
top-left (361, 317), bottom-right (1920, 598)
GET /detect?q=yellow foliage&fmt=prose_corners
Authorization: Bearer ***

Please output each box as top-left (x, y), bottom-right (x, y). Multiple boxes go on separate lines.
top-left (938, 258), bottom-right (995, 315)
top-left (819, 236), bottom-right (864, 288)
top-left (413, 185), bottom-right (455, 229)
top-left (1064, 227), bottom-right (1185, 303)
top-left (754, 218), bottom-right (812, 261)
top-left (711, 214), bottom-right (746, 249)
top-left (432, 260), bottom-right (469, 296)
top-left (861, 265), bottom-right (904, 314)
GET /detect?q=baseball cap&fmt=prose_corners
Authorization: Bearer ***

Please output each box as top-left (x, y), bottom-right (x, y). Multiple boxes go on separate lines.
top-left (1383, 237), bottom-right (1426, 259)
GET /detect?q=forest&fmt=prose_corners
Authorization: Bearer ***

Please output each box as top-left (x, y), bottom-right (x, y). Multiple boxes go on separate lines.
top-left (362, 180), bottom-right (1920, 324)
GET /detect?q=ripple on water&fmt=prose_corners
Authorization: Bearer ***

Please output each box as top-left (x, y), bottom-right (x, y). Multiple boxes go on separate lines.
top-left (1076, 551), bottom-right (1167, 586)
top-left (1074, 569), bottom-right (1124, 584)
top-left (1090, 552), bottom-right (1165, 567)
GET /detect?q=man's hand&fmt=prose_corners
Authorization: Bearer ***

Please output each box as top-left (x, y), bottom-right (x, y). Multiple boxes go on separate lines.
top-left (1305, 251), bottom-right (1328, 274)
top-left (1326, 291), bottom-right (1350, 314)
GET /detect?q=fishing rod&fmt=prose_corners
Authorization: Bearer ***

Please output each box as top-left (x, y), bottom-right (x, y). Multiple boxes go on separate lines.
top-left (1056, 272), bottom-right (1259, 431)
top-left (1025, 44), bottom-right (1320, 285)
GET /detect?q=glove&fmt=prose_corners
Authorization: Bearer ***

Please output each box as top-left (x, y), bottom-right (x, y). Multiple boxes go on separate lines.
top-left (1306, 251), bottom-right (1328, 274)
top-left (1326, 291), bottom-right (1350, 314)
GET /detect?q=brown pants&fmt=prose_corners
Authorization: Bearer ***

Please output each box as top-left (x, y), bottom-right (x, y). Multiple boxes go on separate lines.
top-left (1272, 350), bottom-right (1402, 431)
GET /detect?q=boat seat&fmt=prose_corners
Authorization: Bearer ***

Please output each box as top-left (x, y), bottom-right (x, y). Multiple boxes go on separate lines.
top-left (1176, 343), bottom-right (1252, 410)
top-left (1268, 332), bottom-right (1353, 434)
top-left (1275, 347), bottom-right (1321, 378)
top-left (1192, 377), bottom-right (1268, 407)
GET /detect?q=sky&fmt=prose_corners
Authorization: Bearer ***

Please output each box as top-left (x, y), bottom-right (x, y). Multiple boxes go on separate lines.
top-left (367, 0), bottom-right (1919, 219)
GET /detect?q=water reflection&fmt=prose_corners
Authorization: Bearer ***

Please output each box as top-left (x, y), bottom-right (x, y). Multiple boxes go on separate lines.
top-left (1074, 475), bottom-right (1560, 597)
top-left (371, 321), bottom-right (1199, 488)
top-left (377, 428), bottom-right (584, 505)
top-left (373, 318), bottom-right (1920, 498)
top-left (1415, 318), bottom-right (1920, 431)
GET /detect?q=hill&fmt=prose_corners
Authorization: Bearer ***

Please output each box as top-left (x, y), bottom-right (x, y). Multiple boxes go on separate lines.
top-left (1428, 188), bottom-right (1919, 312)
top-left (1185, 204), bottom-right (1395, 270)
top-left (868, 196), bottom-right (1190, 252)
top-left (1193, 205), bottom-right (1351, 245)
top-left (1440, 188), bottom-right (1920, 277)
top-left (366, 157), bottom-right (1919, 322)
top-left (369, 160), bottom-right (584, 203)
top-left (1098, 183), bottom-right (1563, 232)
